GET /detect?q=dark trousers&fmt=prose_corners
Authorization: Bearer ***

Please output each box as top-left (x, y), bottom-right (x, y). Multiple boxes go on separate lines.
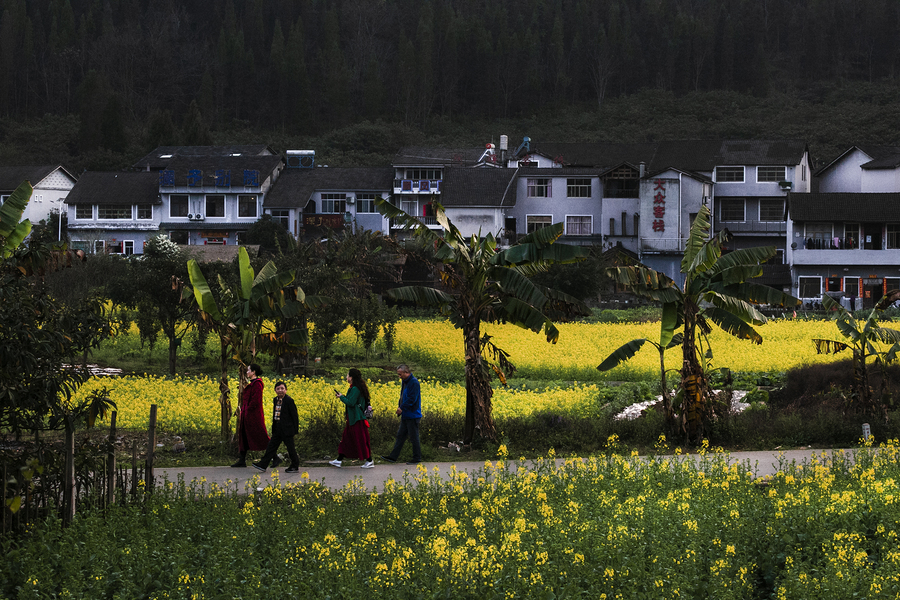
top-left (387, 417), bottom-right (421, 461)
top-left (258, 428), bottom-right (300, 468)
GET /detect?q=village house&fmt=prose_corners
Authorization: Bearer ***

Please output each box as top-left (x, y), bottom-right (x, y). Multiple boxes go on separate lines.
top-left (0, 165), bottom-right (77, 228)
top-left (787, 145), bottom-right (900, 309)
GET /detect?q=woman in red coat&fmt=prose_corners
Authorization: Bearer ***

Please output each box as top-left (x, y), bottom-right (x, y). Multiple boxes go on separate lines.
top-left (231, 363), bottom-right (270, 467)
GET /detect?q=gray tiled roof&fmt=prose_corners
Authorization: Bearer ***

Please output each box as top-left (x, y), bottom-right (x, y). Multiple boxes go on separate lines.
top-left (440, 168), bottom-right (518, 207)
top-left (816, 145), bottom-right (900, 176)
top-left (0, 165), bottom-right (69, 191)
top-left (133, 145), bottom-right (275, 170)
top-left (64, 172), bottom-right (161, 205)
top-left (520, 140), bottom-right (807, 172)
top-left (650, 140), bottom-right (807, 171)
top-left (526, 142), bottom-right (657, 168)
top-left (393, 147), bottom-right (486, 167)
top-left (517, 167), bottom-right (600, 177)
top-left (264, 167), bottom-right (394, 209)
top-left (181, 244), bottom-right (260, 263)
top-left (788, 192), bottom-right (900, 221)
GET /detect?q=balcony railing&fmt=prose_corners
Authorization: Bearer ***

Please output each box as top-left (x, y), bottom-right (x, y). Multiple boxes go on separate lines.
top-left (641, 237), bottom-right (688, 253)
top-left (390, 216), bottom-right (440, 229)
top-left (393, 179), bottom-right (442, 194)
top-left (717, 221), bottom-right (786, 234)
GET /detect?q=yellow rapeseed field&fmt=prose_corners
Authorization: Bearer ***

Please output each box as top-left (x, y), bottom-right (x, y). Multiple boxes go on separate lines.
top-left (381, 318), bottom-right (844, 379)
top-left (74, 375), bottom-right (601, 432)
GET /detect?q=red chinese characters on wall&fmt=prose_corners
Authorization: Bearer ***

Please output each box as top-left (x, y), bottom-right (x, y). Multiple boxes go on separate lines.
top-left (652, 179), bottom-right (666, 232)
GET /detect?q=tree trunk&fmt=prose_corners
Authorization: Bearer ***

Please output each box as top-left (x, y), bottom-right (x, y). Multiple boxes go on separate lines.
top-left (659, 347), bottom-right (677, 434)
top-left (681, 304), bottom-right (707, 446)
top-left (168, 338), bottom-right (178, 376)
top-left (462, 317), bottom-right (496, 444)
top-left (219, 341), bottom-right (232, 441)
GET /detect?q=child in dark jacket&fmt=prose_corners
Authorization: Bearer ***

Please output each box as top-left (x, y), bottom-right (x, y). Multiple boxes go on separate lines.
top-left (253, 381), bottom-right (301, 472)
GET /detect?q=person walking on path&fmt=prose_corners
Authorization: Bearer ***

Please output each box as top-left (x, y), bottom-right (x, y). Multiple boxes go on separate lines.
top-left (253, 381), bottom-right (301, 473)
top-left (329, 368), bottom-right (374, 469)
top-left (231, 363), bottom-right (269, 467)
top-left (380, 364), bottom-right (422, 465)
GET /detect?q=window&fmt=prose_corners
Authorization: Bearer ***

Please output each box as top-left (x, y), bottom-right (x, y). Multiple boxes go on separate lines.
top-left (270, 210), bottom-right (289, 229)
top-left (400, 199), bottom-right (418, 216)
top-left (108, 241), bottom-right (124, 254)
top-left (124, 241), bottom-right (134, 256)
top-left (566, 178), bottom-right (592, 198)
top-left (757, 166), bottom-right (787, 182)
top-left (238, 195), bottom-right (258, 218)
top-left (566, 215), bottom-right (592, 236)
top-left (527, 215), bottom-right (552, 233)
top-left (170, 195), bottom-right (188, 217)
top-left (321, 193), bottom-right (347, 214)
top-left (845, 278), bottom-right (859, 298)
top-left (206, 195), bottom-right (225, 218)
top-left (845, 223), bottom-right (860, 249)
top-left (93, 240), bottom-right (105, 254)
top-left (527, 178), bottom-right (551, 198)
top-left (603, 166), bottom-right (639, 198)
top-left (805, 223), bottom-right (833, 248)
top-left (357, 193), bottom-right (377, 213)
top-left (137, 204), bottom-right (152, 219)
top-left (71, 240), bottom-right (90, 252)
top-left (759, 199), bottom-right (785, 221)
top-left (169, 231), bottom-right (188, 245)
top-left (887, 278), bottom-right (900, 292)
top-left (888, 224), bottom-right (900, 249)
top-left (75, 205), bottom-right (93, 220)
top-left (802, 165), bottom-right (807, 182)
top-left (719, 198), bottom-right (745, 221)
top-left (405, 169), bottom-right (441, 181)
top-left (826, 277), bottom-right (842, 292)
top-left (98, 204), bottom-right (132, 219)
top-left (799, 277), bottom-right (821, 298)
top-left (715, 167), bottom-right (744, 182)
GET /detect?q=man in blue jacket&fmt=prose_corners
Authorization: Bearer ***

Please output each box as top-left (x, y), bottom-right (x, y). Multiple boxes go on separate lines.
top-left (381, 364), bottom-right (422, 464)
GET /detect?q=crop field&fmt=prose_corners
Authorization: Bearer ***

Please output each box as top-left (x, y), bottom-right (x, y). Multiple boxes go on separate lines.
top-left (388, 318), bottom-right (842, 381)
top-left (74, 376), bottom-right (602, 433)
top-left (75, 318), bottom-right (859, 433)
top-left (4, 443), bottom-right (900, 598)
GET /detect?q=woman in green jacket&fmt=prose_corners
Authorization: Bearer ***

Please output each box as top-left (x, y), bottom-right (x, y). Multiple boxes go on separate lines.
top-left (330, 368), bottom-right (374, 468)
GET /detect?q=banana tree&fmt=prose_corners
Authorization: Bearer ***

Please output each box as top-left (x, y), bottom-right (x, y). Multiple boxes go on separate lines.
top-left (598, 333), bottom-right (683, 431)
top-left (812, 290), bottom-right (900, 419)
top-left (602, 205), bottom-right (799, 444)
top-left (185, 247), bottom-right (317, 439)
top-left (377, 199), bottom-right (590, 443)
top-left (0, 181), bottom-right (33, 258)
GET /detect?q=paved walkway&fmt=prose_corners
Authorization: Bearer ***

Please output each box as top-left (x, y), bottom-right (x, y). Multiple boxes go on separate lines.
top-left (154, 448), bottom-right (855, 493)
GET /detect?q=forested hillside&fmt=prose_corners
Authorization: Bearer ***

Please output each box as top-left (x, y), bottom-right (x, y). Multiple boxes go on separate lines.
top-left (1, 0), bottom-right (899, 170)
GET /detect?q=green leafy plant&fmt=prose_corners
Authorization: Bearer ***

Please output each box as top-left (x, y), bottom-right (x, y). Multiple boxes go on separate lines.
top-left (377, 199), bottom-right (589, 442)
top-left (600, 205), bottom-right (799, 444)
top-left (812, 290), bottom-right (900, 419)
top-left (185, 247), bottom-right (318, 439)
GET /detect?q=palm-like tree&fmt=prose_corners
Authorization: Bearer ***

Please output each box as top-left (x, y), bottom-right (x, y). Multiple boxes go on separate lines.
top-left (812, 290), bottom-right (900, 419)
top-left (600, 205), bottom-right (799, 443)
top-left (377, 199), bottom-right (590, 443)
top-left (0, 181), bottom-right (33, 258)
top-left (186, 247), bottom-right (316, 439)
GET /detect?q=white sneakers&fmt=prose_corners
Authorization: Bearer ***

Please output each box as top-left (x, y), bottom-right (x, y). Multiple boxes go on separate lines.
top-left (330, 459), bottom-right (375, 468)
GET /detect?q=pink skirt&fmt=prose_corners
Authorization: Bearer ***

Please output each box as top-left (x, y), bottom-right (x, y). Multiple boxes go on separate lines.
top-left (338, 420), bottom-right (371, 460)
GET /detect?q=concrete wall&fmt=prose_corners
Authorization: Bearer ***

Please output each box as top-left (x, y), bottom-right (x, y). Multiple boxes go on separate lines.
top-left (510, 175), bottom-right (602, 238)
top-left (818, 148), bottom-right (868, 192)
